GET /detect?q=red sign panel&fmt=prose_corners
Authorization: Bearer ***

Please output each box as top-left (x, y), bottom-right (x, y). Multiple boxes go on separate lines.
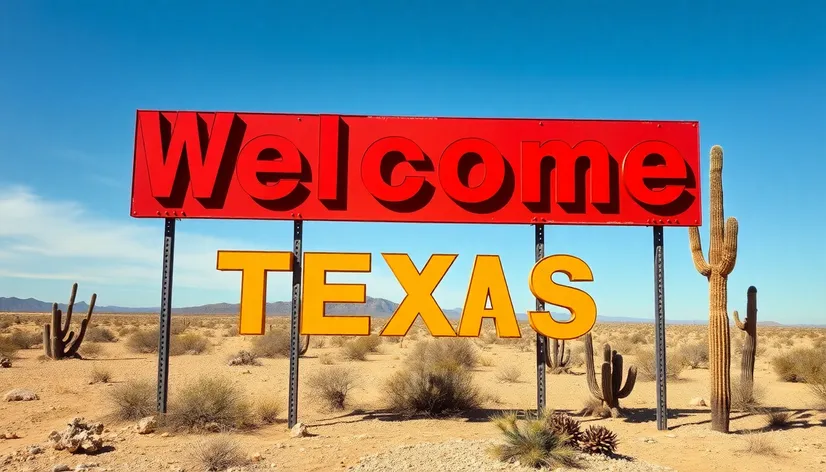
top-left (130, 111), bottom-right (701, 226)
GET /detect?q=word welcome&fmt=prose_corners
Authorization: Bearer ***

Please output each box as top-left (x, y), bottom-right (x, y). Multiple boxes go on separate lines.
top-left (132, 111), bottom-right (701, 226)
top-left (217, 251), bottom-right (597, 340)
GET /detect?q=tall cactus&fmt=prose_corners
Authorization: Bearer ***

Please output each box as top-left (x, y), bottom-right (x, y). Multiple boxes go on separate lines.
top-left (583, 333), bottom-right (637, 417)
top-left (545, 337), bottom-right (571, 374)
top-left (733, 286), bottom-right (757, 404)
top-left (688, 145), bottom-right (739, 433)
top-left (43, 283), bottom-right (97, 360)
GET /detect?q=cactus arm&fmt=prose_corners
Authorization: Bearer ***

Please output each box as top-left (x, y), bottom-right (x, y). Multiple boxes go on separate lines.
top-left (64, 330), bottom-right (75, 345)
top-left (63, 283), bottom-right (78, 333)
top-left (708, 145), bottom-right (725, 266)
top-left (600, 361), bottom-right (615, 407)
top-left (43, 324), bottom-right (52, 358)
top-left (617, 366), bottom-right (637, 399)
top-left (733, 310), bottom-right (745, 331)
top-left (50, 304), bottom-right (63, 359)
top-left (583, 334), bottom-right (603, 400)
top-left (561, 344), bottom-right (570, 367)
top-left (299, 334), bottom-right (310, 356)
top-left (65, 318), bottom-right (90, 357)
top-left (718, 217), bottom-right (739, 276)
top-left (611, 352), bottom-right (623, 395)
top-left (689, 227), bottom-right (711, 276)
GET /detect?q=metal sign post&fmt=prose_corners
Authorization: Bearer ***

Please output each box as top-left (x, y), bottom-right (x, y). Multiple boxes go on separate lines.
top-left (535, 224), bottom-right (547, 412)
top-left (287, 220), bottom-right (304, 428)
top-left (653, 226), bottom-right (668, 430)
top-left (156, 218), bottom-right (176, 414)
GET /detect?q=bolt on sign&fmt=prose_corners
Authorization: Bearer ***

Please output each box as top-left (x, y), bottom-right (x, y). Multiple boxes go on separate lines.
top-left (131, 111), bottom-right (701, 338)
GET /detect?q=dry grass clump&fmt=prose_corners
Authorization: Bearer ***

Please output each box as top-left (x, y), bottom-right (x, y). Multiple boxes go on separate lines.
top-left (634, 347), bottom-right (684, 381)
top-left (86, 326), bottom-right (118, 343)
top-left (255, 398), bottom-right (282, 424)
top-left (318, 353), bottom-right (335, 365)
top-left (495, 364), bottom-right (522, 383)
top-left (8, 329), bottom-right (40, 349)
top-left (0, 335), bottom-right (21, 358)
top-left (383, 339), bottom-right (481, 416)
top-left (306, 366), bottom-right (360, 410)
top-left (771, 347), bottom-right (826, 382)
top-left (251, 329), bottom-right (291, 358)
top-left (79, 342), bottom-right (104, 358)
top-left (188, 436), bottom-right (247, 471)
top-left (89, 365), bottom-right (113, 384)
top-left (676, 341), bottom-right (709, 369)
top-left (170, 332), bottom-right (211, 355)
top-left (341, 335), bottom-right (382, 361)
top-left (127, 328), bottom-right (160, 353)
top-left (807, 371), bottom-right (826, 408)
top-left (730, 377), bottom-right (765, 411)
top-left (761, 409), bottom-right (797, 430)
top-left (108, 379), bottom-right (156, 420)
top-left (740, 433), bottom-right (778, 456)
top-left (167, 376), bottom-right (253, 432)
top-left (578, 397), bottom-right (611, 418)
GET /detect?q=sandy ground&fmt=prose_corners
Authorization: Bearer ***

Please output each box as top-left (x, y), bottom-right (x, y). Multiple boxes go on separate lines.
top-left (1, 314), bottom-right (825, 472)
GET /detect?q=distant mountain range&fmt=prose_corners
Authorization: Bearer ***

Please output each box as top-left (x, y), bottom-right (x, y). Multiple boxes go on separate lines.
top-left (0, 296), bottom-right (821, 327)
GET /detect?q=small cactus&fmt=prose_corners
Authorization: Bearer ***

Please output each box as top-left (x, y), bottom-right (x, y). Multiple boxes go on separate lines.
top-left (42, 283), bottom-right (96, 360)
top-left (580, 425), bottom-right (618, 455)
top-left (545, 337), bottom-right (571, 374)
top-left (733, 286), bottom-right (758, 405)
top-left (584, 333), bottom-right (637, 417)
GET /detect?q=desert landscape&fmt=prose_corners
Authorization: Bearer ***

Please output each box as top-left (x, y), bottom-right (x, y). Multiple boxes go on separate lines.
top-left (1, 309), bottom-right (825, 472)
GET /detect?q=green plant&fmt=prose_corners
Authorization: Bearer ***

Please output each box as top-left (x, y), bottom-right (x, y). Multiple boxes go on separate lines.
top-left (688, 145), bottom-right (739, 433)
top-left (583, 333), bottom-right (636, 417)
top-left (43, 283), bottom-right (97, 359)
top-left (490, 411), bottom-right (581, 469)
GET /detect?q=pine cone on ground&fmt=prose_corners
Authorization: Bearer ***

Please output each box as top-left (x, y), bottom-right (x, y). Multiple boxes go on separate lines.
top-left (580, 425), bottom-right (618, 455)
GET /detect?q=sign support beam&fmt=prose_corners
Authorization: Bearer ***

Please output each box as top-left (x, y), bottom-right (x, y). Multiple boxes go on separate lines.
top-left (156, 217), bottom-right (176, 414)
top-left (653, 225), bottom-right (668, 430)
top-left (287, 220), bottom-right (304, 429)
top-left (535, 224), bottom-right (546, 413)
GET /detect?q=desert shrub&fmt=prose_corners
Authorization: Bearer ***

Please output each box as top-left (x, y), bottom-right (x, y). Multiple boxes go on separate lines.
top-left (628, 331), bottom-right (648, 345)
top-left (0, 336), bottom-right (21, 358)
top-left (383, 340), bottom-right (480, 416)
top-left (79, 342), bottom-right (104, 358)
top-left (491, 411), bottom-right (581, 469)
top-left (109, 379), bottom-right (156, 420)
top-left (479, 356), bottom-right (495, 367)
top-left (0, 318), bottom-right (12, 331)
top-left (677, 342), bottom-right (709, 369)
top-left (578, 397), bottom-right (611, 418)
top-left (740, 433), bottom-right (778, 456)
top-left (251, 329), bottom-right (291, 358)
top-left (9, 329), bottom-right (40, 349)
top-left (306, 366), bottom-right (360, 410)
top-left (318, 353), bottom-right (335, 365)
top-left (635, 347), bottom-right (684, 381)
top-left (762, 409), bottom-right (796, 429)
top-left (730, 377), bottom-right (764, 411)
top-left (86, 326), bottom-right (118, 343)
top-left (255, 398), bottom-right (282, 424)
top-left (413, 338), bottom-right (477, 369)
top-left (170, 332), bottom-right (211, 356)
top-left (127, 328), bottom-right (160, 353)
top-left (189, 436), bottom-right (247, 471)
top-left (568, 344), bottom-right (586, 368)
top-left (89, 365), bottom-right (112, 384)
top-left (310, 337), bottom-right (327, 348)
top-left (227, 350), bottom-right (261, 366)
top-left (495, 364), bottom-right (522, 383)
top-left (330, 336), bottom-right (351, 348)
top-left (341, 335), bottom-right (381, 361)
top-left (168, 376), bottom-right (253, 432)
top-left (170, 319), bottom-right (191, 335)
top-left (771, 347), bottom-right (826, 382)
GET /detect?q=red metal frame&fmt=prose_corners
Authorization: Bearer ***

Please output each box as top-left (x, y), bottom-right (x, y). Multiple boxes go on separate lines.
top-left (130, 111), bottom-right (701, 226)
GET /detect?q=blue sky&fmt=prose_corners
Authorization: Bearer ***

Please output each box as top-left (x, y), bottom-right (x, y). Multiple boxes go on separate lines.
top-left (0, 1), bottom-right (824, 324)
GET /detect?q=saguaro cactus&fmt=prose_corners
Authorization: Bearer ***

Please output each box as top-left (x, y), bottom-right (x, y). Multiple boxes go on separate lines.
top-left (584, 333), bottom-right (637, 417)
top-left (733, 286), bottom-right (758, 404)
top-left (43, 283), bottom-right (97, 360)
top-left (545, 337), bottom-right (571, 374)
top-left (299, 335), bottom-right (310, 356)
top-left (688, 145), bottom-right (739, 433)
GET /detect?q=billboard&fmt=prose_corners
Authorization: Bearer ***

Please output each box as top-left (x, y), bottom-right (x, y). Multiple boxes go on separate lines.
top-left (130, 111), bottom-right (701, 226)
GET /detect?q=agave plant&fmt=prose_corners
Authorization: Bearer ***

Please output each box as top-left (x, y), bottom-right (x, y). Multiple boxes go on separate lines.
top-left (490, 410), bottom-right (581, 469)
top-left (580, 425), bottom-right (618, 456)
